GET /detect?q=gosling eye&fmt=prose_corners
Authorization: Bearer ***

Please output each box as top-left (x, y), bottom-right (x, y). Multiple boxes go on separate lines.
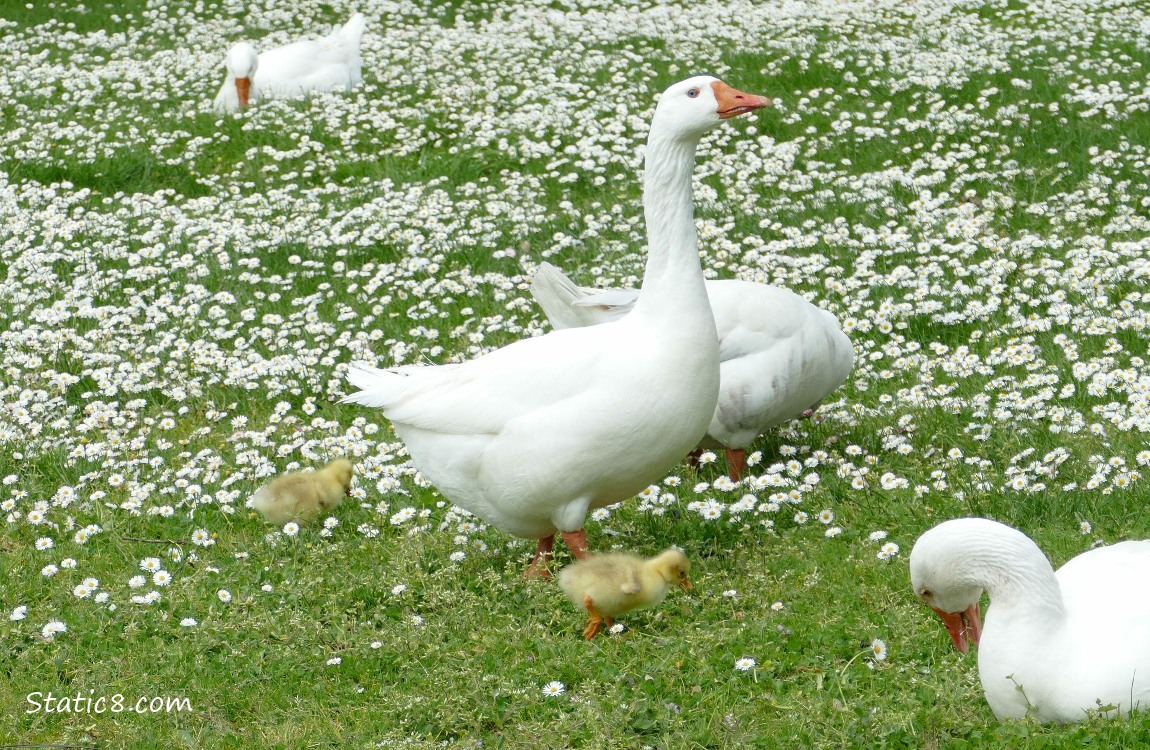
top-left (687, 87), bottom-right (700, 98)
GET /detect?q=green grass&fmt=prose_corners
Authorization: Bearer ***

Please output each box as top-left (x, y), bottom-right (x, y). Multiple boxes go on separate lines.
top-left (4, 0), bottom-right (1150, 747)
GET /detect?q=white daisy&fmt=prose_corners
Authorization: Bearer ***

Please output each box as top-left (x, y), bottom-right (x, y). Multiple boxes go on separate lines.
top-left (41, 620), bottom-right (67, 638)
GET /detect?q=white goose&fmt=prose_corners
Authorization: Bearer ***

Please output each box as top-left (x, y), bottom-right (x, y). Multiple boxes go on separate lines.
top-left (213, 13), bottom-right (366, 113)
top-left (341, 76), bottom-right (770, 574)
top-left (910, 517), bottom-right (1150, 722)
top-left (530, 266), bottom-right (853, 480)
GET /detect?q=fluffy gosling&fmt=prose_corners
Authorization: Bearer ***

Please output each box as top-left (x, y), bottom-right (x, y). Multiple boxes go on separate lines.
top-left (251, 458), bottom-right (353, 526)
top-left (557, 548), bottom-right (692, 639)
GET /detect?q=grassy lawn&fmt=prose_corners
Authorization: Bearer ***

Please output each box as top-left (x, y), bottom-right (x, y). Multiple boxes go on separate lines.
top-left (3, 0), bottom-right (1150, 747)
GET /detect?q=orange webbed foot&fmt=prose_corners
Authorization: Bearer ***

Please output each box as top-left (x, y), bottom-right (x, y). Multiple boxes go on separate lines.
top-left (582, 595), bottom-right (604, 640)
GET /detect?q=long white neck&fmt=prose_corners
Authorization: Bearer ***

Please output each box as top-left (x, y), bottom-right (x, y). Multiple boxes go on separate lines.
top-left (979, 539), bottom-right (1064, 619)
top-left (632, 127), bottom-right (711, 323)
top-left (948, 523), bottom-right (1065, 621)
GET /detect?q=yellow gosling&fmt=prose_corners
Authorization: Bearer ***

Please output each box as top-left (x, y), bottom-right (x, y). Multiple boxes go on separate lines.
top-left (557, 548), bottom-right (692, 639)
top-left (251, 458), bottom-right (353, 526)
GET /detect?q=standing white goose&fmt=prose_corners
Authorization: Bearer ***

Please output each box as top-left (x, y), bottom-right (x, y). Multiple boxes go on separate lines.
top-left (530, 266), bottom-right (853, 480)
top-left (341, 76), bottom-right (770, 575)
top-left (213, 13), bottom-right (366, 113)
top-left (910, 517), bottom-right (1150, 722)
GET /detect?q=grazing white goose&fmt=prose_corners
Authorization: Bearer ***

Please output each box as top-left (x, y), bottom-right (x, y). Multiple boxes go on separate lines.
top-left (213, 13), bottom-right (366, 113)
top-left (341, 76), bottom-right (770, 575)
top-left (910, 517), bottom-right (1150, 722)
top-left (530, 265), bottom-right (853, 480)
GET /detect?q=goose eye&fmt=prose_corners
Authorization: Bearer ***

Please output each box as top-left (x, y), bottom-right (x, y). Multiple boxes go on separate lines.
top-left (687, 88), bottom-right (700, 98)
top-left (920, 588), bottom-right (932, 599)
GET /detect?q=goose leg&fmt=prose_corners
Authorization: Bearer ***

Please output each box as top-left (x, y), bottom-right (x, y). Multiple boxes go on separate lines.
top-left (524, 534), bottom-right (555, 579)
top-left (561, 529), bottom-right (589, 559)
top-left (582, 596), bottom-right (604, 639)
top-left (726, 448), bottom-right (746, 482)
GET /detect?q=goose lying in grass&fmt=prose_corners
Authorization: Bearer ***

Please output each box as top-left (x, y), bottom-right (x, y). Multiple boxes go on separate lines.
top-left (251, 458), bottom-right (353, 526)
top-left (530, 265), bottom-right (853, 481)
top-left (557, 548), bottom-right (692, 639)
top-left (213, 13), bottom-right (366, 112)
top-left (341, 76), bottom-right (770, 575)
top-left (910, 517), bottom-right (1150, 722)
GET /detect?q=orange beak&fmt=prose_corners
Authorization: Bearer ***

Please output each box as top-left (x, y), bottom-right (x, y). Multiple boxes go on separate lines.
top-left (711, 81), bottom-right (772, 119)
top-left (678, 576), bottom-right (694, 593)
top-left (931, 602), bottom-right (982, 653)
top-left (235, 76), bottom-right (252, 109)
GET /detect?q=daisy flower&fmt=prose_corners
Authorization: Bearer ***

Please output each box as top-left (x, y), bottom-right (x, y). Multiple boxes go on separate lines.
top-left (734, 657), bottom-right (757, 671)
top-left (140, 557), bottom-right (162, 572)
top-left (870, 638), bottom-right (888, 661)
top-left (10, 605), bottom-right (27, 621)
top-left (608, 622), bottom-right (625, 635)
top-left (877, 542), bottom-right (900, 560)
top-left (35, 537), bottom-right (54, 550)
top-left (818, 509), bottom-right (835, 524)
top-left (1079, 520), bottom-right (1092, 534)
top-left (542, 681), bottom-right (566, 697)
top-left (217, 589), bottom-right (232, 603)
top-left (42, 620), bottom-right (67, 638)
top-left (153, 570), bottom-right (172, 586)
top-left (180, 618), bottom-right (198, 627)
top-left (282, 522), bottom-right (300, 536)
top-left (191, 529), bottom-right (215, 547)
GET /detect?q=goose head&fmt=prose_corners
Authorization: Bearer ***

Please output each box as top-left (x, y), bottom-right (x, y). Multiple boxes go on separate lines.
top-left (910, 521), bottom-right (987, 653)
top-left (652, 75), bottom-right (772, 138)
top-left (224, 42), bottom-right (259, 108)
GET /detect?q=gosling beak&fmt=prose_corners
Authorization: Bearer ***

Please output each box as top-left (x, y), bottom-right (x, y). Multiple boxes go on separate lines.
top-left (678, 576), bottom-right (694, 593)
top-left (235, 77), bottom-right (252, 108)
top-left (931, 602), bottom-right (982, 653)
top-left (711, 81), bottom-right (772, 119)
